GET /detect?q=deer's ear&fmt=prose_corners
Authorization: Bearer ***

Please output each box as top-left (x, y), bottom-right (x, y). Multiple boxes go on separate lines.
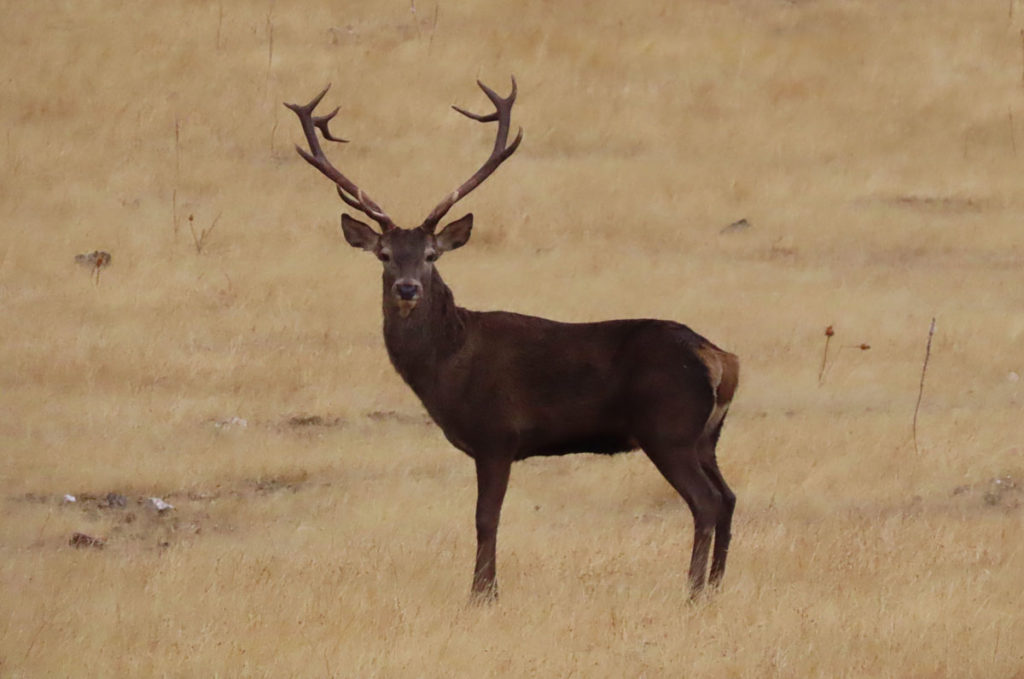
top-left (341, 214), bottom-right (380, 251)
top-left (436, 214), bottom-right (473, 253)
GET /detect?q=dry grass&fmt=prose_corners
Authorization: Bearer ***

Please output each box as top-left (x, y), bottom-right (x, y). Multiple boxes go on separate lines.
top-left (2, 0), bottom-right (1023, 676)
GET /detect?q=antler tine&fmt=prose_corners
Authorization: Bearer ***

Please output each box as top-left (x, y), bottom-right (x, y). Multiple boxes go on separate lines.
top-left (420, 76), bottom-right (524, 233)
top-left (284, 85), bottom-right (396, 231)
top-left (450, 106), bottom-right (498, 123)
top-left (336, 185), bottom-right (361, 211)
top-left (313, 107), bottom-right (349, 143)
top-left (451, 77), bottom-right (517, 123)
top-left (283, 85), bottom-right (331, 158)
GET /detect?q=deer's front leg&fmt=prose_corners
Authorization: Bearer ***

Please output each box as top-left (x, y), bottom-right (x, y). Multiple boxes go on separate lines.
top-left (471, 455), bottom-right (512, 601)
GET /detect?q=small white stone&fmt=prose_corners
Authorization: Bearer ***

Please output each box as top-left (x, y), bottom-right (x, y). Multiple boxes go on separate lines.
top-left (148, 497), bottom-right (174, 512)
top-left (62, 494), bottom-right (76, 504)
top-left (214, 416), bottom-right (248, 430)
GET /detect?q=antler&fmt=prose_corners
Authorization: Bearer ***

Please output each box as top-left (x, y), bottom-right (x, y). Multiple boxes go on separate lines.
top-left (284, 85), bottom-right (396, 232)
top-left (419, 76), bottom-right (524, 233)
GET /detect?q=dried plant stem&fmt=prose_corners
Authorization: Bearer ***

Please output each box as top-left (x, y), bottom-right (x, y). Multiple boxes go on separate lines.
top-left (428, 3), bottom-right (439, 53)
top-left (22, 508), bottom-right (54, 662)
top-left (1010, 108), bottom-right (1017, 157)
top-left (265, 0), bottom-right (275, 89)
top-left (173, 118), bottom-right (181, 237)
top-left (189, 212), bottom-right (223, 254)
top-left (818, 325), bottom-right (834, 385)
top-left (216, 2), bottom-right (224, 50)
top-left (411, 1), bottom-right (423, 40)
top-left (912, 317), bottom-right (936, 454)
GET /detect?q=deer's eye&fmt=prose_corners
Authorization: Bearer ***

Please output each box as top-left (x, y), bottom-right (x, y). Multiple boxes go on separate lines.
top-left (378, 252), bottom-right (391, 263)
top-left (425, 251), bottom-right (438, 263)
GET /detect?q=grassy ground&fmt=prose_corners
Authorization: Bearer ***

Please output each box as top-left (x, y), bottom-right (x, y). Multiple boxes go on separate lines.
top-left (1, 0), bottom-right (1022, 676)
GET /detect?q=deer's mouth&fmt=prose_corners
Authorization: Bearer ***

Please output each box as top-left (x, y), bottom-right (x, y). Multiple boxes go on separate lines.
top-left (396, 298), bottom-right (418, 318)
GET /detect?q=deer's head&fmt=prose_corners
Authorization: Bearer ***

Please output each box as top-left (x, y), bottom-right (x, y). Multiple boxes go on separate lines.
top-left (286, 78), bottom-right (522, 318)
top-left (340, 213), bottom-right (472, 317)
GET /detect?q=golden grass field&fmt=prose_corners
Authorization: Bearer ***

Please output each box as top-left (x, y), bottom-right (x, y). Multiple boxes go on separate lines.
top-left (2, 0), bottom-right (1023, 676)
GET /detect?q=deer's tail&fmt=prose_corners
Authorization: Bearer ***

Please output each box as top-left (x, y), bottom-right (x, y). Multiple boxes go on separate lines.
top-left (695, 344), bottom-right (740, 441)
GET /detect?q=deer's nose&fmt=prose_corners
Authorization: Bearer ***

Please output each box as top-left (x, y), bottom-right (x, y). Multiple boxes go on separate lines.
top-left (394, 281), bottom-right (421, 301)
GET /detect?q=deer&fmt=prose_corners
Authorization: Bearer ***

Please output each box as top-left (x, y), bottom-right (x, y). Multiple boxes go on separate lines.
top-left (285, 77), bottom-right (740, 601)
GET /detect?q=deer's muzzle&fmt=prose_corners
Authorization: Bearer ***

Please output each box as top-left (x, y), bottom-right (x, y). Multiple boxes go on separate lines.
top-left (393, 280), bottom-right (422, 318)
top-left (395, 282), bottom-right (421, 300)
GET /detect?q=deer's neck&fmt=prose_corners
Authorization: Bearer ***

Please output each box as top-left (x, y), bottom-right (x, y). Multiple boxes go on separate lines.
top-left (381, 269), bottom-right (465, 399)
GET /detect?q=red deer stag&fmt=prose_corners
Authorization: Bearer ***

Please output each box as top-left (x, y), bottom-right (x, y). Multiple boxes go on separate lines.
top-left (285, 78), bottom-right (739, 600)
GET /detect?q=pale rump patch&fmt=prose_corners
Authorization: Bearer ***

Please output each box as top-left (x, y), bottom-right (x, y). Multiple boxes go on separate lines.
top-left (695, 344), bottom-right (740, 436)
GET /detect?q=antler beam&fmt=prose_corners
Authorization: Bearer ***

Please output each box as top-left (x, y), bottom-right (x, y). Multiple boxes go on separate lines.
top-left (419, 77), bottom-right (524, 233)
top-left (284, 85), bottom-right (396, 232)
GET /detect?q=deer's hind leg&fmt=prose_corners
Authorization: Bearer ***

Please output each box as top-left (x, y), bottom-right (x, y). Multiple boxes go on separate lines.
top-left (641, 440), bottom-right (724, 598)
top-left (699, 438), bottom-right (735, 587)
